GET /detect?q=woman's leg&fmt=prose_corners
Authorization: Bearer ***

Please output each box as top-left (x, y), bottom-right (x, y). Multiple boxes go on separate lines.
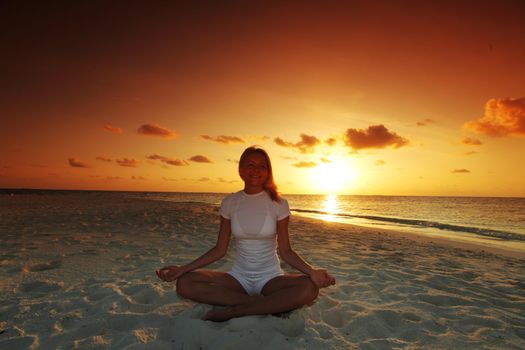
top-left (176, 270), bottom-right (254, 306)
top-left (204, 274), bottom-right (319, 321)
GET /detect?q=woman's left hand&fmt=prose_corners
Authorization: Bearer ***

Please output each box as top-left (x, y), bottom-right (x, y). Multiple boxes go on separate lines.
top-left (309, 269), bottom-right (336, 288)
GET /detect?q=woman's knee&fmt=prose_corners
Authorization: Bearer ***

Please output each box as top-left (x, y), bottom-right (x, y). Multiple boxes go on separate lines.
top-left (176, 273), bottom-right (195, 298)
top-left (300, 277), bottom-right (319, 303)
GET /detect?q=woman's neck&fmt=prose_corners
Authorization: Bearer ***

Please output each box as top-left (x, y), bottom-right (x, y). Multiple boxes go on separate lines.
top-left (243, 185), bottom-right (264, 194)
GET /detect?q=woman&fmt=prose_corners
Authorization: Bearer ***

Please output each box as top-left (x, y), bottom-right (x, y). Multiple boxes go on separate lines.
top-left (156, 146), bottom-right (335, 321)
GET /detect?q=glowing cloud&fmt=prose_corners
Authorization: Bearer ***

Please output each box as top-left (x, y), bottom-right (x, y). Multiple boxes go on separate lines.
top-left (293, 161), bottom-right (317, 168)
top-left (189, 155), bottom-right (213, 163)
top-left (103, 124), bottom-right (123, 134)
top-left (344, 125), bottom-right (409, 150)
top-left (137, 124), bottom-right (177, 139)
top-left (325, 138), bottom-right (337, 146)
top-left (116, 158), bottom-right (139, 167)
top-left (96, 155), bottom-right (112, 162)
top-left (465, 97), bottom-right (525, 137)
top-left (274, 134), bottom-right (321, 153)
top-left (147, 154), bottom-right (189, 166)
top-left (68, 158), bottom-right (91, 168)
top-left (200, 135), bottom-right (245, 144)
top-left (451, 169), bottom-right (470, 174)
top-left (461, 137), bottom-right (483, 146)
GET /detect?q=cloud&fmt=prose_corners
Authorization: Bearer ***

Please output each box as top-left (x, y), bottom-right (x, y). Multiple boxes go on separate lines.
top-left (116, 158), bottom-right (139, 167)
top-left (274, 134), bottom-right (321, 153)
top-left (198, 177), bottom-right (211, 182)
top-left (189, 155), bottom-right (213, 163)
top-left (137, 124), bottom-right (177, 139)
top-left (465, 97), bottom-right (525, 137)
top-left (105, 176), bottom-right (123, 181)
top-left (96, 155), bottom-right (112, 162)
top-left (464, 151), bottom-right (478, 156)
top-left (375, 160), bottom-right (385, 166)
top-left (131, 176), bottom-right (145, 180)
top-left (218, 177), bottom-right (238, 184)
top-left (103, 124), bottom-right (123, 134)
top-left (68, 158), bottom-right (91, 168)
top-left (320, 157), bottom-right (331, 163)
top-left (147, 154), bottom-right (189, 166)
top-left (162, 177), bottom-right (178, 181)
top-left (200, 135), bottom-right (245, 144)
top-left (416, 118), bottom-right (435, 127)
top-left (461, 137), bottom-right (483, 146)
top-left (325, 138), bottom-right (337, 146)
top-left (293, 161), bottom-right (317, 168)
top-left (226, 158), bottom-right (240, 164)
top-left (344, 125), bottom-right (409, 150)
top-left (451, 169), bottom-right (470, 174)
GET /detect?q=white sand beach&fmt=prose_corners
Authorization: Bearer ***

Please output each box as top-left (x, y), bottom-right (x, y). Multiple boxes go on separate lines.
top-left (1, 194), bottom-right (525, 349)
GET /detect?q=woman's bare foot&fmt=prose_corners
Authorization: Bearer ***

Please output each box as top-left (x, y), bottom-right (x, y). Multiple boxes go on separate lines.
top-left (203, 307), bottom-right (236, 322)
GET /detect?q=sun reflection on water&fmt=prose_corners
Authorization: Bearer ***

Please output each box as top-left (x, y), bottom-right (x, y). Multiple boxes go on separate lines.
top-left (321, 194), bottom-right (340, 222)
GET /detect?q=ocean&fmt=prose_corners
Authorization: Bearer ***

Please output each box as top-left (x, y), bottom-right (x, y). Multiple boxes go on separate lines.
top-left (2, 189), bottom-right (525, 251)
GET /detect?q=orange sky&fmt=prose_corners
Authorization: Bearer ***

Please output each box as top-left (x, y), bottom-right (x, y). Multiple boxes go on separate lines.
top-left (1, 1), bottom-right (524, 196)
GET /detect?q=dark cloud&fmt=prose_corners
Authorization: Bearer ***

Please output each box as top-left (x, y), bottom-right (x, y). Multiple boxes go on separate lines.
top-left (137, 124), bottom-right (177, 139)
top-left (416, 118), bottom-right (435, 127)
top-left (274, 134), bottom-right (321, 153)
top-left (200, 135), bottom-right (245, 144)
top-left (68, 158), bottom-right (91, 168)
top-left (344, 125), bottom-right (409, 150)
top-left (96, 155), bottom-right (112, 162)
top-left (293, 161), bottom-right (317, 168)
top-left (465, 97), bottom-right (525, 137)
top-left (147, 154), bottom-right (189, 166)
top-left (325, 138), bottom-right (337, 146)
top-left (103, 124), bottom-right (123, 134)
top-left (451, 169), bottom-right (470, 174)
top-left (189, 155), bottom-right (213, 163)
top-left (461, 137), bottom-right (483, 146)
top-left (116, 158), bottom-right (139, 167)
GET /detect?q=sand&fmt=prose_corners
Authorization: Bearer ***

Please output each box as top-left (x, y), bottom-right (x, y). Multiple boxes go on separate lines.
top-left (1, 194), bottom-right (524, 349)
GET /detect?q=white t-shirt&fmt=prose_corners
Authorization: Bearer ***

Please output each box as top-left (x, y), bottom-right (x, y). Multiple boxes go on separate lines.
top-left (219, 190), bottom-right (290, 274)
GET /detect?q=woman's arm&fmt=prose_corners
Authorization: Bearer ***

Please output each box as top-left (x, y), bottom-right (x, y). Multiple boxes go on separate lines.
top-left (156, 216), bottom-right (232, 281)
top-left (276, 217), bottom-right (336, 288)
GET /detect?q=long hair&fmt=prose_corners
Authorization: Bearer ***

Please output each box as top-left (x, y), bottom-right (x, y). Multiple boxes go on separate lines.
top-left (239, 146), bottom-right (281, 202)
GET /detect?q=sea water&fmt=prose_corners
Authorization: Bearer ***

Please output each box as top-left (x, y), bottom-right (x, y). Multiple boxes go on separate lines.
top-left (2, 190), bottom-right (524, 252)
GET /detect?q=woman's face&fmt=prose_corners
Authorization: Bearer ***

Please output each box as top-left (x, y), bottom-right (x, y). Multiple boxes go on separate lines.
top-left (239, 153), bottom-right (269, 189)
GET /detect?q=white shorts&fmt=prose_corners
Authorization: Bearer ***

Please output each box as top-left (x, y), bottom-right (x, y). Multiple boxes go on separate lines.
top-left (228, 270), bottom-right (283, 296)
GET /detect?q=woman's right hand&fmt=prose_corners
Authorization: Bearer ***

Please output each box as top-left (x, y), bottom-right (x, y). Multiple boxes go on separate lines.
top-left (155, 265), bottom-right (184, 282)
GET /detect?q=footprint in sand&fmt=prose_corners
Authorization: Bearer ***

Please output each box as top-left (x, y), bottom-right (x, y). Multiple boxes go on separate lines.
top-left (22, 260), bottom-right (62, 272)
top-left (20, 280), bottom-right (63, 293)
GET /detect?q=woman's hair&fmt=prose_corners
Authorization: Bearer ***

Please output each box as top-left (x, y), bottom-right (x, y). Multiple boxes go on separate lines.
top-left (239, 146), bottom-right (281, 202)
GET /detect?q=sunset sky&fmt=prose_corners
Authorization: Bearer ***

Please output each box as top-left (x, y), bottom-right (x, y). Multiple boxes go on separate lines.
top-left (1, 1), bottom-right (524, 196)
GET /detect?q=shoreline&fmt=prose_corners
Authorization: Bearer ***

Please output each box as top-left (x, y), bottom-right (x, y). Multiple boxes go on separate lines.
top-left (292, 211), bottom-right (525, 260)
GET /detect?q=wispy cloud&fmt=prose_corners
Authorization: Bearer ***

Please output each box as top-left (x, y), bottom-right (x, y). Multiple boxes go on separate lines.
top-left (103, 124), bottom-right (123, 134)
top-left (416, 118), bottom-right (435, 127)
top-left (198, 177), bottom-right (211, 182)
top-left (274, 134), bottom-right (321, 153)
top-left (218, 177), bottom-right (238, 184)
top-left (464, 151), bottom-right (478, 156)
top-left (461, 137), bottom-right (483, 146)
top-left (189, 155), bottom-right (213, 163)
top-left (293, 161), bottom-right (317, 168)
top-left (344, 125), bottom-right (409, 150)
top-left (68, 158), bottom-right (91, 168)
top-left (96, 155), bottom-right (112, 162)
top-left (375, 160), bottom-right (385, 166)
top-left (131, 176), bottom-right (145, 180)
top-left (320, 157), bottom-right (331, 163)
top-left (451, 169), bottom-right (470, 174)
top-left (105, 176), bottom-right (123, 181)
top-left (116, 158), bottom-right (139, 167)
top-left (147, 154), bottom-right (189, 166)
top-left (200, 135), bottom-right (245, 144)
top-left (137, 124), bottom-right (177, 139)
top-left (465, 97), bottom-right (525, 137)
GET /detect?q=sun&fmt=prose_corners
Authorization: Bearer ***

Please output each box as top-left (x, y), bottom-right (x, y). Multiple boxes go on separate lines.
top-left (308, 157), bottom-right (357, 194)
